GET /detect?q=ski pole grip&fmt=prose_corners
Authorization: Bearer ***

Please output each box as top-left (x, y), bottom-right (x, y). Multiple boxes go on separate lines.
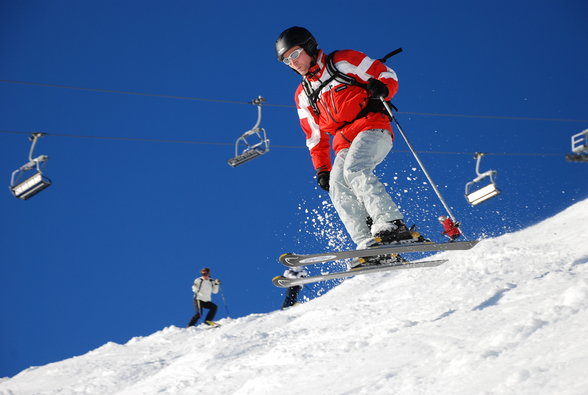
top-left (379, 48), bottom-right (403, 63)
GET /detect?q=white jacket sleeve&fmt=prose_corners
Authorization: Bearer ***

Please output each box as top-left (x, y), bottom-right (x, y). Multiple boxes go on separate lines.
top-left (212, 280), bottom-right (220, 294)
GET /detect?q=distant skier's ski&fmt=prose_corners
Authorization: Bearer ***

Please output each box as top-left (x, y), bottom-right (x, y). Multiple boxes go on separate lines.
top-left (280, 240), bottom-right (478, 267)
top-left (272, 259), bottom-right (447, 288)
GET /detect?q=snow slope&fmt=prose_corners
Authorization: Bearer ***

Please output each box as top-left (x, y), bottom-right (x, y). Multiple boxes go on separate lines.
top-left (2, 199), bottom-right (588, 395)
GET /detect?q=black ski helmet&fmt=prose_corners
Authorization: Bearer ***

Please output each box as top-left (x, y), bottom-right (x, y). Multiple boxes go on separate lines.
top-left (275, 26), bottom-right (318, 61)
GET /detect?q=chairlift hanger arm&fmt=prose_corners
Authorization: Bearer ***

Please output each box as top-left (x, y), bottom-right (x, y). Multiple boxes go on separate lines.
top-left (474, 152), bottom-right (486, 176)
top-left (28, 132), bottom-right (47, 161)
top-left (472, 152), bottom-right (497, 181)
top-left (244, 96), bottom-right (265, 131)
top-left (242, 96), bottom-right (265, 135)
top-left (236, 96), bottom-right (267, 147)
top-left (19, 132), bottom-right (49, 175)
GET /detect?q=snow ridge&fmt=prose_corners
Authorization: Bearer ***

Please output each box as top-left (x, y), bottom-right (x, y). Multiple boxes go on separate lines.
top-left (2, 199), bottom-right (588, 395)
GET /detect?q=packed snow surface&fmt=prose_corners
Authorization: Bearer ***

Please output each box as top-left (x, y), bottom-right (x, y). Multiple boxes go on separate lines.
top-left (2, 199), bottom-right (588, 395)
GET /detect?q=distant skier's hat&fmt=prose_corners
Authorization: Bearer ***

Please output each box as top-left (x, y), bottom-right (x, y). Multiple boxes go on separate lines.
top-left (201, 267), bottom-right (211, 274)
top-left (438, 215), bottom-right (448, 222)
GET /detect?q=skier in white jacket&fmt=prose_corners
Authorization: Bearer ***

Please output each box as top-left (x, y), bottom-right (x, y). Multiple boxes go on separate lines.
top-left (188, 267), bottom-right (220, 327)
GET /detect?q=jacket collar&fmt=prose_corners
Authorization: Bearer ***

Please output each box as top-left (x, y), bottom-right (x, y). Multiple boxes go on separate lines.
top-left (305, 50), bottom-right (327, 81)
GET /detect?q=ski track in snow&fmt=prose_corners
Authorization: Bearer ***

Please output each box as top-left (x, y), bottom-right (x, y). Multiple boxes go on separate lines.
top-left (1, 199), bottom-right (588, 394)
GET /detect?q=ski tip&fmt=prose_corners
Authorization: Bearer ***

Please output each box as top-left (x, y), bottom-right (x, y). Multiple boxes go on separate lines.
top-left (279, 253), bottom-right (302, 267)
top-left (279, 253), bottom-right (296, 265)
top-left (272, 275), bottom-right (290, 288)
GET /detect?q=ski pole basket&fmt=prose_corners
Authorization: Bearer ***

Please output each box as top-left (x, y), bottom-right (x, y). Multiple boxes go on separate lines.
top-left (565, 129), bottom-right (588, 163)
top-left (9, 132), bottom-right (52, 200)
top-left (464, 152), bottom-right (501, 206)
top-left (227, 96), bottom-right (270, 167)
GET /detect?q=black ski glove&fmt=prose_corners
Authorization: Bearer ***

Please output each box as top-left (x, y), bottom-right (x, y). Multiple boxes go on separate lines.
top-left (317, 171), bottom-right (330, 192)
top-left (366, 78), bottom-right (389, 99)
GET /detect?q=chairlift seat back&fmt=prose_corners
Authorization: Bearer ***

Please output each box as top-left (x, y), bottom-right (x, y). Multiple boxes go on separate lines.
top-left (571, 129), bottom-right (588, 154)
top-left (465, 182), bottom-right (501, 206)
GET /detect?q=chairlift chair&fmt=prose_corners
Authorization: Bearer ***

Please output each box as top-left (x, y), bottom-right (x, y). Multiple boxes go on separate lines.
top-left (227, 96), bottom-right (270, 167)
top-left (464, 152), bottom-right (501, 206)
top-left (565, 129), bottom-right (588, 163)
top-left (9, 132), bottom-right (52, 200)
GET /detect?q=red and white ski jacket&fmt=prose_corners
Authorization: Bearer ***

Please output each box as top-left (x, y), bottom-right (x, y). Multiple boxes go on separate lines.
top-left (294, 49), bottom-right (399, 173)
top-left (441, 218), bottom-right (461, 238)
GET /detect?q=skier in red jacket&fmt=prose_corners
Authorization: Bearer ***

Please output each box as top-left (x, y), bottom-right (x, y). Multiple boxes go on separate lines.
top-left (276, 27), bottom-right (419, 267)
top-left (438, 215), bottom-right (461, 241)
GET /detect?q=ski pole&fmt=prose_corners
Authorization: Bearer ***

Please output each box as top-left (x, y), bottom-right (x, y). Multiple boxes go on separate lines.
top-left (380, 98), bottom-right (458, 223)
top-left (219, 286), bottom-right (231, 318)
top-left (196, 299), bottom-right (202, 319)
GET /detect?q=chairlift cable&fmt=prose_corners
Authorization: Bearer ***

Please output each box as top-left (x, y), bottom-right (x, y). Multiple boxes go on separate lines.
top-left (396, 111), bottom-right (588, 123)
top-left (0, 129), bottom-right (233, 146)
top-left (0, 129), bottom-right (566, 157)
top-left (0, 79), bottom-right (251, 106)
top-left (1, 79), bottom-right (587, 123)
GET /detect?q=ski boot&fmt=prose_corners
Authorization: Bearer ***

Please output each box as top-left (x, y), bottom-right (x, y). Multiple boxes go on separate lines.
top-left (409, 224), bottom-right (431, 243)
top-left (373, 219), bottom-right (414, 244)
top-left (350, 220), bottom-right (423, 270)
top-left (350, 253), bottom-right (407, 269)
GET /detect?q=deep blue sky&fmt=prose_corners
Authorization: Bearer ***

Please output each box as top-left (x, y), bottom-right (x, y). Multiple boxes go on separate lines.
top-left (1, 0), bottom-right (587, 378)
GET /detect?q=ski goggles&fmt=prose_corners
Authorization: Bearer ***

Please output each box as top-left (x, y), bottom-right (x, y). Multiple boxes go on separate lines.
top-left (282, 48), bottom-right (304, 65)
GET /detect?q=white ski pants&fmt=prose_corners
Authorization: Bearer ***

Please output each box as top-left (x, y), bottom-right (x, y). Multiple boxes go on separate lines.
top-left (330, 129), bottom-right (403, 247)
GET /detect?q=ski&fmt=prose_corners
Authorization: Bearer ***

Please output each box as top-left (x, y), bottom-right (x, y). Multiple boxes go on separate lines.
top-left (272, 259), bottom-right (447, 288)
top-left (279, 240), bottom-right (478, 267)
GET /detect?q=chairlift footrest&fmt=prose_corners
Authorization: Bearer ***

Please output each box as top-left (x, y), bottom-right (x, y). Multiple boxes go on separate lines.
top-left (227, 149), bottom-right (264, 167)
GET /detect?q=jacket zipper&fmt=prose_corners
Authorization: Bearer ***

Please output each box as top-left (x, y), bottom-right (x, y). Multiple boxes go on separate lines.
top-left (329, 85), bottom-right (338, 115)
